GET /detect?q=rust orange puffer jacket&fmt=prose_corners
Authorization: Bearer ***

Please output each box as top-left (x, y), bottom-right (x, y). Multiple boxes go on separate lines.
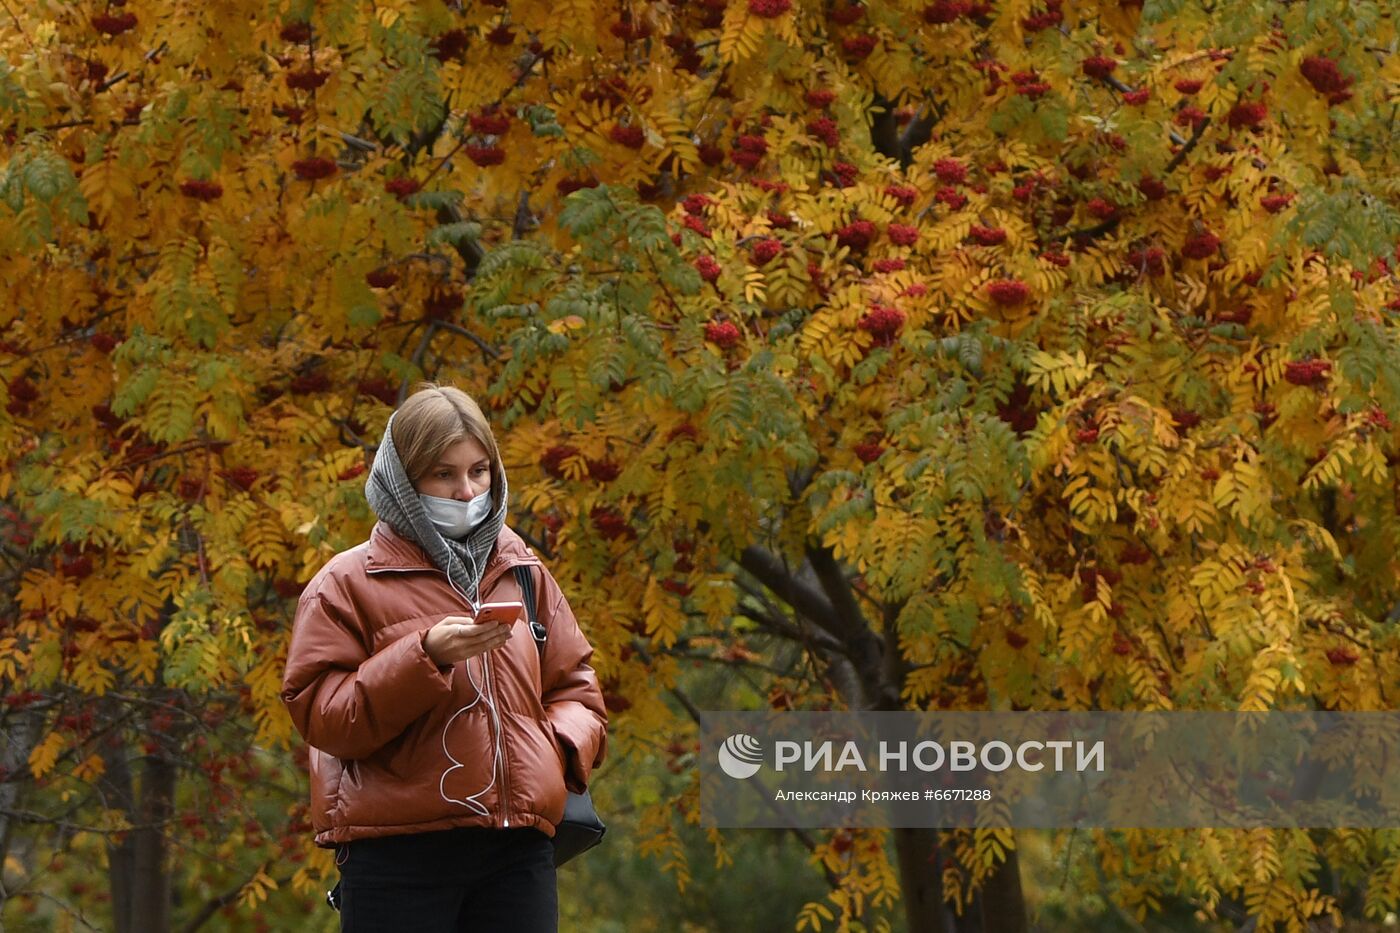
top-left (281, 521), bottom-right (608, 847)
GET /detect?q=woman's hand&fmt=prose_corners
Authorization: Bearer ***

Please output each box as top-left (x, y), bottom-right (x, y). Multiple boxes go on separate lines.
top-left (423, 615), bottom-right (512, 667)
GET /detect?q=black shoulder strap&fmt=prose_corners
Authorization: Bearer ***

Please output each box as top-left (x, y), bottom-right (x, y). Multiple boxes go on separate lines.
top-left (514, 565), bottom-right (547, 655)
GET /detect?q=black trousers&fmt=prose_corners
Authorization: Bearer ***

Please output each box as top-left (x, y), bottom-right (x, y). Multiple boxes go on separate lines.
top-left (336, 826), bottom-right (557, 933)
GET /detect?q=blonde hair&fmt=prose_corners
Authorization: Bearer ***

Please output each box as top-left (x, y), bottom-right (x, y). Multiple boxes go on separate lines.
top-left (391, 383), bottom-right (504, 509)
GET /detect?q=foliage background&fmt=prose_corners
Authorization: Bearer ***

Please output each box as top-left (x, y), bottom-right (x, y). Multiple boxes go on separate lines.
top-left (2, 0), bottom-right (1399, 930)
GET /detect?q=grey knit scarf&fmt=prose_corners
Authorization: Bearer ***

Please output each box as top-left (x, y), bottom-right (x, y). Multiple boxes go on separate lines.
top-left (364, 410), bottom-right (508, 607)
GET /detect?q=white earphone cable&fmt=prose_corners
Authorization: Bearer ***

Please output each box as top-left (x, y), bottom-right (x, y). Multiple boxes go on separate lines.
top-left (437, 572), bottom-right (506, 820)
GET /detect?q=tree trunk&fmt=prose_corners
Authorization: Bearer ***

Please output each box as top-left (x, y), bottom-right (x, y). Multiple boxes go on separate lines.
top-left (105, 740), bottom-right (176, 933)
top-left (979, 846), bottom-right (1028, 933)
top-left (893, 827), bottom-right (946, 933)
top-left (0, 708), bottom-right (39, 909)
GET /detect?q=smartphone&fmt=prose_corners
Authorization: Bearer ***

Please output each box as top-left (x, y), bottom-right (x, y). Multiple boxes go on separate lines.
top-left (473, 600), bottom-right (524, 626)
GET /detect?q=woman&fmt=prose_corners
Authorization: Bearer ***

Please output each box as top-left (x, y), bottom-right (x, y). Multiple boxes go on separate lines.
top-left (281, 383), bottom-right (608, 932)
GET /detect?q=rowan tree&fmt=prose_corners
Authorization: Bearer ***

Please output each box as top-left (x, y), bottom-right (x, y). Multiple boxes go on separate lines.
top-left (2, 0), bottom-right (1399, 931)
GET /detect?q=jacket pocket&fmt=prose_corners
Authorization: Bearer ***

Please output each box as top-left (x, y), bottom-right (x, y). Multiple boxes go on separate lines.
top-left (503, 710), bottom-right (568, 827)
top-left (310, 747), bottom-right (345, 831)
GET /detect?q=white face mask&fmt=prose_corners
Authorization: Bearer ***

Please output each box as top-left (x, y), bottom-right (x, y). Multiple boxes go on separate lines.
top-left (420, 490), bottom-right (492, 539)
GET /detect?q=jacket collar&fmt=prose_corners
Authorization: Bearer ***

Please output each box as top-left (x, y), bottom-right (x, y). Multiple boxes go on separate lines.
top-left (364, 520), bottom-right (535, 575)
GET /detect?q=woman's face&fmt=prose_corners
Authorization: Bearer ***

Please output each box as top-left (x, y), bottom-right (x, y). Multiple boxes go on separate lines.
top-left (414, 435), bottom-right (492, 501)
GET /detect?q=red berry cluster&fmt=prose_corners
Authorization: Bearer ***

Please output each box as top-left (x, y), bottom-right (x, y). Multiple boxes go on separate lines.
top-left (830, 161), bottom-right (858, 188)
top-left (221, 467), bottom-right (259, 492)
top-left (1174, 78), bottom-right (1203, 94)
top-left (694, 0), bottom-right (727, 28)
top-left (540, 445), bottom-right (579, 480)
top-left (1081, 56), bottom-right (1117, 79)
top-left (1363, 406), bottom-right (1393, 431)
top-left (1283, 359), bottom-right (1331, 386)
top-left (767, 210), bottom-right (795, 229)
top-left (1119, 544), bottom-right (1150, 565)
top-left (664, 34), bottom-right (703, 73)
top-left (1136, 176), bottom-right (1168, 200)
top-left (557, 177), bottom-right (598, 196)
top-left (92, 12), bottom-right (138, 35)
top-left (884, 185), bottom-right (919, 207)
top-left (748, 0), bottom-right (792, 17)
top-left (666, 423), bottom-right (700, 444)
top-left (587, 458), bottom-right (621, 483)
top-left (430, 29), bottom-right (468, 61)
top-left (750, 238), bottom-right (784, 264)
top-left (610, 15), bottom-right (654, 40)
top-left (469, 110), bottom-right (511, 136)
top-left (284, 70), bottom-right (329, 91)
top-left (935, 186), bottom-right (967, 209)
top-left (986, 279), bottom-right (1030, 305)
top-left (830, 3), bottom-right (866, 24)
top-left (933, 158), bottom-right (967, 185)
top-left (179, 179), bottom-right (223, 201)
top-left (89, 333), bottom-right (119, 354)
top-left (590, 506), bottom-right (632, 541)
top-left (1300, 56), bottom-right (1352, 97)
top-left (467, 145), bottom-right (505, 166)
top-left (1126, 246), bottom-right (1166, 276)
top-left (731, 134), bottom-right (768, 170)
top-left (859, 305), bottom-right (905, 346)
top-left (1122, 88), bottom-right (1150, 105)
top-left (873, 258), bottom-right (906, 273)
top-left (694, 255), bottom-right (722, 282)
top-left (682, 194), bottom-right (713, 215)
top-left (807, 116), bottom-right (840, 148)
top-left (836, 219), bottom-right (877, 251)
top-left (1181, 231), bottom-right (1220, 260)
top-left (805, 88), bottom-right (837, 108)
top-left (291, 158), bottom-right (336, 180)
top-left (1174, 106), bottom-right (1207, 129)
top-left (853, 439), bottom-right (885, 463)
top-left (923, 0), bottom-right (970, 23)
top-left (1226, 100), bottom-right (1268, 129)
top-left (1085, 197), bottom-right (1118, 220)
top-left (280, 22), bottom-right (312, 43)
top-left (1325, 646), bottom-right (1359, 666)
top-left (357, 377), bottom-right (398, 406)
top-left (609, 124), bottom-right (645, 149)
top-left (365, 269), bottom-right (399, 289)
top-left (682, 214), bottom-right (712, 238)
top-left (969, 224), bottom-right (1006, 246)
top-left (384, 177), bottom-right (420, 198)
top-left (485, 24), bottom-right (515, 46)
top-left (1021, 0), bottom-right (1062, 32)
top-left (1171, 408), bottom-right (1202, 431)
top-left (887, 224), bottom-right (919, 246)
top-left (705, 320), bottom-right (742, 349)
top-left (423, 289), bottom-right (463, 320)
top-left (1010, 70), bottom-right (1051, 99)
top-left (1260, 194), bottom-right (1293, 213)
top-left (841, 34), bottom-right (877, 60)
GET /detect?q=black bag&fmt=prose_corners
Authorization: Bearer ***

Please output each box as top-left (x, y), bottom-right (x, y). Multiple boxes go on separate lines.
top-left (514, 566), bottom-right (606, 867)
